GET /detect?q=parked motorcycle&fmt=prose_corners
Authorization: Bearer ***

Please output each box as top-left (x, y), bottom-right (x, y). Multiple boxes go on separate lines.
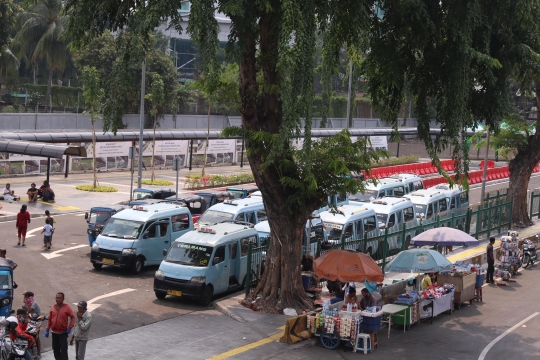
top-left (3, 317), bottom-right (30, 360)
top-left (24, 314), bottom-right (46, 359)
top-left (521, 236), bottom-right (538, 268)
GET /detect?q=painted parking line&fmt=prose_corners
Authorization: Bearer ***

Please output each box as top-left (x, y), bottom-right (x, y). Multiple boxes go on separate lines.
top-left (73, 288), bottom-right (136, 312)
top-left (478, 312), bottom-right (539, 360)
top-left (41, 244), bottom-right (87, 260)
top-left (206, 326), bottom-right (285, 360)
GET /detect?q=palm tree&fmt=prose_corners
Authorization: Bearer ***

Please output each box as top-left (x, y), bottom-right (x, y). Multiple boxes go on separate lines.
top-left (14, 0), bottom-right (70, 111)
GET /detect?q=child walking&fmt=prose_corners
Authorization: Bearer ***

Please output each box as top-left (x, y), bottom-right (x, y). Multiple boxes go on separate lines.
top-left (44, 210), bottom-right (56, 247)
top-left (41, 218), bottom-right (54, 250)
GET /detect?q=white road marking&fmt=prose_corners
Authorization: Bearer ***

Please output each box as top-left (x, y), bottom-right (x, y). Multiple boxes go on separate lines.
top-left (478, 312), bottom-right (539, 360)
top-left (41, 244), bottom-right (88, 260)
top-left (75, 214), bottom-right (86, 217)
top-left (23, 227), bottom-right (43, 239)
top-left (73, 288), bottom-right (136, 312)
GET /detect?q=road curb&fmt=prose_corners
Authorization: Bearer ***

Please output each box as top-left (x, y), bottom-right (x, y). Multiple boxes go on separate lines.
top-left (213, 292), bottom-right (246, 323)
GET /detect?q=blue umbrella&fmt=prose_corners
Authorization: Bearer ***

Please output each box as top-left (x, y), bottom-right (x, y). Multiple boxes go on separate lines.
top-left (384, 249), bottom-right (453, 273)
top-left (410, 227), bottom-right (479, 247)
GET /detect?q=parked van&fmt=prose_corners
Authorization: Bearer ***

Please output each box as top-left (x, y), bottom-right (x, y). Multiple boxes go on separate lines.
top-left (319, 206), bottom-right (379, 258)
top-left (403, 190), bottom-right (448, 219)
top-left (255, 218), bottom-right (327, 257)
top-left (362, 197), bottom-right (416, 253)
top-left (226, 185), bottom-right (259, 199)
top-left (427, 184), bottom-right (469, 210)
top-left (196, 197), bottom-right (266, 228)
top-left (154, 223), bottom-right (259, 305)
top-left (91, 203), bottom-right (193, 274)
top-left (349, 175), bottom-right (424, 202)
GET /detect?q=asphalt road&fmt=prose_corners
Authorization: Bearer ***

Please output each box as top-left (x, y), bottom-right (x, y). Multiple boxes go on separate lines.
top-left (1, 213), bottom-right (223, 353)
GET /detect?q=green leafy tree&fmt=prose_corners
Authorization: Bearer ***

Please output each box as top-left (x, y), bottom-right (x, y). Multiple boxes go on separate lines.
top-left (14, 0), bottom-right (70, 110)
top-left (0, 0), bottom-right (20, 53)
top-left (66, 0), bottom-right (385, 313)
top-left (81, 66), bottom-right (104, 189)
top-left (0, 48), bottom-right (20, 87)
top-left (145, 73), bottom-right (165, 182)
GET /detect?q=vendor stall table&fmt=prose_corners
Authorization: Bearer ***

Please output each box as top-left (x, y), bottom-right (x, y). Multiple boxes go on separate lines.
top-left (381, 304), bottom-right (408, 339)
top-left (389, 301), bottom-right (420, 330)
top-left (420, 292), bottom-right (454, 324)
top-left (437, 273), bottom-right (476, 309)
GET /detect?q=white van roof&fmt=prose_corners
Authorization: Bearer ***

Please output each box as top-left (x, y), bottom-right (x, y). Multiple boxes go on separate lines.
top-left (387, 173), bottom-right (422, 181)
top-left (113, 203), bottom-right (191, 222)
top-left (320, 206), bottom-right (377, 225)
top-left (427, 184), bottom-right (465, 195)
top-left (404, 190), bottom-right (447, 205)
top-left (365, 178), bottom-right (401, 190)
top-left (363, 197), bottom-right (413, 214)
top-left (255, 218), bottom-right (323, 234)
top-left (206, 197), bottom-right (264, 215)
top-left (175, 223), bottom-right (258, 246)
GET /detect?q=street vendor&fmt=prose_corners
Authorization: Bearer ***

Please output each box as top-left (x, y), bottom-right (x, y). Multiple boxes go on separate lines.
top-left (422, 272), bottom-right (437, 290)
top-left (343, 287), bottom-right (360, 307)
top-left (359, 288), bottom-right (377, 311)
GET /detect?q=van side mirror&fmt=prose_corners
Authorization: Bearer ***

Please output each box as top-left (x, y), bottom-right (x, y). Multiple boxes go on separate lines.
top-left (213, 257), bottom-right (221, 265)
top-left (163, 249), bottom-right (168, 256)
top-left (85, 212), bottom-right (89, 220)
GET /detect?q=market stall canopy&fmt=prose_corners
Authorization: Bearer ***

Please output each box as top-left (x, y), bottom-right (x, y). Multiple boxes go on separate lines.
top-left (410, 228), bottom-right (479, 247)
top-left (384, 249), bottom-right (453, 274)
top-left (0, 140), bottom-right (87, 158)
top-left (313, 250), bottom-right (384, 283)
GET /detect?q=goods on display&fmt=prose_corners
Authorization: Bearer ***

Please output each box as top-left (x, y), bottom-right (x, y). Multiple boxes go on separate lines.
top-left (439, 262), bottom-right (479, 309)
top-left (497, 234), bottom-right (520, 276)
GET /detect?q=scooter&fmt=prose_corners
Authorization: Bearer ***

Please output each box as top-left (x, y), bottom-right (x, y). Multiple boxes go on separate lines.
top-left (24, 314), bottom-right (46, 359)
top-left (521, 236), bottom-right (538, 268)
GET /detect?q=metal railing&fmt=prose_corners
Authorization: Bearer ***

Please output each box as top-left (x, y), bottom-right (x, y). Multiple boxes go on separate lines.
top-left (531, 188), bottom-right (540, 220)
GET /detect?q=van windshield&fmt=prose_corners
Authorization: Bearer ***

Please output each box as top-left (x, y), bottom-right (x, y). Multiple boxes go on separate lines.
top-left (89, 211), bottom-right (112, 225)
top-left (349, 190), bottom-right (378, 202)
top-left (101, 219), bottom-right (144, 239)
top-left (414, 204), bottom-right (427, 216)
top-left (132, 190), bottom-right (152, 201)
top-left (166, 242), bottom-right (213, 267)
top-left (325, 222), bottom-right (343, 241)
top-left (0, 272), bottom-right (12, 290)
top-left (375, 213), bottom-right (388, 228)
top-left (198, 210), bottom-right (234, 225)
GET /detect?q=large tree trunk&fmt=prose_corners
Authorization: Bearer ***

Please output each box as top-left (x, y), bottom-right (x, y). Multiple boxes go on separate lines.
top-left (508, 80), bottom-right (540, 227)
top-left (238, 8), bottom-right (316, 313)
top-left (46, 68), bottom-right (53, 112)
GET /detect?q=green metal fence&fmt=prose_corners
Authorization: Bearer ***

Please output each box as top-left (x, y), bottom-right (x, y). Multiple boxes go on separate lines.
top-left (244, 198), bottom-right (513, 296)
top-left (484, 188), bottom-right (509, 202)
top-left (530, 188), bottom-right (540, 220)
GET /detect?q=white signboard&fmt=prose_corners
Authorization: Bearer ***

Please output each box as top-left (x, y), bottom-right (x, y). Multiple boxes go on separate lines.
top-left (95, 142), bottom-right (131, 157)
top-left (369, 136), bottom-right (388, 150)
top-left (153, 140), bottom-right (189, 156)
top-left (207, 139), bottom-right (236, 153)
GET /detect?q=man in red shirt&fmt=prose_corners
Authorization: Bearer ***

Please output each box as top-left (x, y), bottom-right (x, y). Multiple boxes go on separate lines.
top-left (45, 292), bottom-right (75, 360)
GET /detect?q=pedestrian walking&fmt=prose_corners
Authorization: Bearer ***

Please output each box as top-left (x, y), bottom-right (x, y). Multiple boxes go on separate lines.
top-left (486, 236), bottom-right (495, 283)
top-left (45, 210), bottom-right (56, 246)
top-left (69, 301), bottom-right (92, 360)
top-left (16, 204), bottom-right (31, 246)
top-left (41, 219), bottom-right (54, 251)
top-left (45, 292), bottom-right (75, 360)
top-left (0, 249), bottom-right (17, 269)
top-left (22, 291), bottom-right (42, 359)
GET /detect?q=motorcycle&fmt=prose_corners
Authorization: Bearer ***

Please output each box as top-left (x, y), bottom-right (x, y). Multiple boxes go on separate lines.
top-left (521, 236), bottom-right (538, 268)
top-left (24, 314), bottom-right (46, 359)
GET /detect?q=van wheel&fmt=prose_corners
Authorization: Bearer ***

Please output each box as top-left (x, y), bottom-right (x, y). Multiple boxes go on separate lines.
top-left (131, 257), bottom-right (144, 274)
top-left (155, 291), bottom-right (166, 300)
top-left (92, 263), bottom-right (102, 271)
top-left (199, 285), bottom-right (213, 306)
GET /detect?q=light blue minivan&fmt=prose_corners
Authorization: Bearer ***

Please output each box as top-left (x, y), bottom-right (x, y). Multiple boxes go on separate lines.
top-left (154, 223), bottom-right (259, 305)
top-left (91, 203), bottom-right (193, 274)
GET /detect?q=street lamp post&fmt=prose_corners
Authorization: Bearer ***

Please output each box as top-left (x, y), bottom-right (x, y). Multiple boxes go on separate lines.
top-left (480, 125), bottom-right (490, 204)
top-left (137, 59), bottom-right (146, 189)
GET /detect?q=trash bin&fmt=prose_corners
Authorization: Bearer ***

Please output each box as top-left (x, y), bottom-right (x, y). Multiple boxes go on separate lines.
top-left (301, 273), bottom-right (312, 289)
top-left (476, 273), bottom-right (485, 288)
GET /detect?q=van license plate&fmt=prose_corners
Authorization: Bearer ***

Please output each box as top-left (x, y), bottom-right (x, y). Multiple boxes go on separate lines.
top-left (167, 290), bottom-right (182, 297)
top-left (102, 258), bottom-right (114, 265)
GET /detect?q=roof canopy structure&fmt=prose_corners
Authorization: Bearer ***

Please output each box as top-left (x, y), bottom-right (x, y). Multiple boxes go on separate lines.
top-left (0, 140), bottom-right (87, 158)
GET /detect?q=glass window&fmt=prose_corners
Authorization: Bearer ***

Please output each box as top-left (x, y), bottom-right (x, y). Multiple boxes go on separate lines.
top-left (132, 190), bottom-right (152, 201)
top-left (450, 197), bottom-right (456, 209)
top-left (404, 207), bottom-right (414, 221)
top-left (355, 221), bottom-right (363, 236)
top-left (88, 211), bottom-right (112, 226)
top-left (385, 189), bottom-right (393, 196)
top-left (101, 218), bottom-right (144, 239)
top-left (178, 1), bottom-right (190, 15)
top-left (325, 222), bottom-right (344, 241)
top-left (414, 204), bottom-right (427, 216)
top-left (257, 210), bottom-right (267, 222)
top-left (426, 204), bottom-right (434, 218)
top-left (363, 216), bottom-right (377, 232)
top-left (343, 224), bottom-right (353, 237)
top-left (213, 246), bottom-right (226, 265)
top-left (144, 223), bottom-right (159, 239)
top-left (240, 236), bottom-right (257, 256)
top-left (460, 192), bottom-right (469, 205)
top-left (229, 242), bottom-right (238, 260)
top-left (376, 213), bottom-right (388, 228)
top-left (309, 225), bottom-right (325, 244)
top-left (350, 190), bottom-right (378, 201)
top-left (240, 212), bottom-right (255, 224)
top-left (172, 214), bottom-right (190, 232)
top-left (165, 242), bottom-right (213, 267)
top-left (394, 186), bottom-right (405, 197)
top-left (439, 199), bottom-right (447, 212)
top-left (159, 222), bottom-right (169, 237)
top-left (0, 271), bottom-right (12, 290)
top-left (387, 214), bottom-right (396, 227)
top-left (336, 193), bottom-right (347, 203)
top-left (198, 210), bottom-right (234, 224)
top-left (408, 183), bottom-right (414, 193)
top-left (414, 181), bottom-right (424, 190)
top-left (377, 191), bottom-right (385, 199)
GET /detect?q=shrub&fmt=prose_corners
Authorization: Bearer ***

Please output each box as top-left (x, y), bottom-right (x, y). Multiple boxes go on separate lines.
top-left (372, 155), bottom-right (419, 168)
top-left (184, 173), bottom-right (255, 189)
top-left (135, 179), bottom-right (174, 186)
top-left (76, 185), bottom-right (118, 192)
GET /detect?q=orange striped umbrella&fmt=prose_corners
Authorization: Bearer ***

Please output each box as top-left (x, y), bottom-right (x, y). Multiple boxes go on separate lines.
top-left (313, 250), bottom-right (384, 283)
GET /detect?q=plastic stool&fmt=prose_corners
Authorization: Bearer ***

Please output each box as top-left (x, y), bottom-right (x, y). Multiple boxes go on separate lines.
top-left (354, 333), bottom-right (372, 354)
top-left (474, 287), bottom-right (483, 302)
top-left (365, 331), bottom-right (378, 349)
